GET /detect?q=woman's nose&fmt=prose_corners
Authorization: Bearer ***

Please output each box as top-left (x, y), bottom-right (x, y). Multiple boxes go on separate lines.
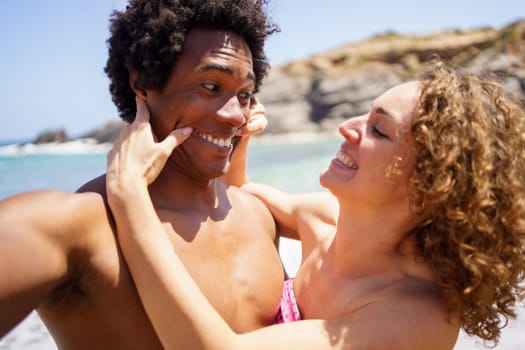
top-left (338, 117), bottom-right (362, 143)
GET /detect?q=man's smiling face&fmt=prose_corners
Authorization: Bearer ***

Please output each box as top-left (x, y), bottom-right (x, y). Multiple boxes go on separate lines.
top-left (144, 28), bottom-right (255, 181)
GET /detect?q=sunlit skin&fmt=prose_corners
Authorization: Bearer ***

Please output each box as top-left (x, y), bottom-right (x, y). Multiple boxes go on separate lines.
top-left (137, 29), bottom-right (257, 184)
top-left (0, 28), bottom-right (283, 350)
top-left (321, 82), bottom-right (419, 207)
top-left (122, 28), bottom-right (284, 330)
top-left (296, 82), bottom-right (433, 320)
top-left (106, 80), bottom-right (460, 349)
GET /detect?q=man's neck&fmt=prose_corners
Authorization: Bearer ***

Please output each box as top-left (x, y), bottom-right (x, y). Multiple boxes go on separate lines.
top-left (148, 165), bottom-right (224, 210)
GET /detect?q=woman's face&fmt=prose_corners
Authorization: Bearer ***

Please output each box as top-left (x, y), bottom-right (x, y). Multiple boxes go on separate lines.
top-left (320, 81), bottom-right (420, 210)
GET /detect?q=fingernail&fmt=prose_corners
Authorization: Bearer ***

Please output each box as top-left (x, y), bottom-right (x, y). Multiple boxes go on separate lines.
top-left (182, 127), bottom-right (193, 135)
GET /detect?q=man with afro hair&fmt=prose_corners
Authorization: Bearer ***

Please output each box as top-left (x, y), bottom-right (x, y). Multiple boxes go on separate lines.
top-left (0, 1), bottom-right (284, 349)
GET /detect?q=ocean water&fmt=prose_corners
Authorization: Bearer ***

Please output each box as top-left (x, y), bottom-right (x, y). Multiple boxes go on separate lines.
top-left (0, 138), bottom-right (334, 198)
top-left (0, 138), bottom-right (523, 349)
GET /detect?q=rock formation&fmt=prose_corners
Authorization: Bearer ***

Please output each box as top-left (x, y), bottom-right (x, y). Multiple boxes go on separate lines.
top-left (257, 20), bottom-right (525, 134)
top-left (34, 20), bottom-right (525, 143)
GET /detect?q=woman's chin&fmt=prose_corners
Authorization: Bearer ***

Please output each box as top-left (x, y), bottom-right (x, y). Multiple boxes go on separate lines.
top-left (319, 170), bottom-right (339, 192)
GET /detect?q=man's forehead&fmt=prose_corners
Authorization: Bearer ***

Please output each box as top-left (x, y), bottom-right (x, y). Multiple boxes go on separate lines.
top-left (184, 28), bottom-right (252, 58)
top-left (178, 28), bottom-right (255, 80)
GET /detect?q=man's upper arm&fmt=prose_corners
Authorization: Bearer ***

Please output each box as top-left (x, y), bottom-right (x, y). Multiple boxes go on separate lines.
top-left (0, 190), bottom-right (99, 336)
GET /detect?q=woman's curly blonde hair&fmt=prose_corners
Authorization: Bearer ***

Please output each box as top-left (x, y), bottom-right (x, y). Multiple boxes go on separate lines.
top-left (408, 60), bottom-right (525, 344)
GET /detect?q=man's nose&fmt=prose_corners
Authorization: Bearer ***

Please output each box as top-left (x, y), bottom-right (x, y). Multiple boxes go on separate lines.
top-left (216, 96), bottom-right (246, 127)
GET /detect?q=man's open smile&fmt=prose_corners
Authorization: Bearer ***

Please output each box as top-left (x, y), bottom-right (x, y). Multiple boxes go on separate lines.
top-left (194, 129), bottom-right (235, 148)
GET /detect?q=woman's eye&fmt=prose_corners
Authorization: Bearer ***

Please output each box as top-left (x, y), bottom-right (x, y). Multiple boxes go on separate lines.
top-left (372, 126), bottom-right (388, 139)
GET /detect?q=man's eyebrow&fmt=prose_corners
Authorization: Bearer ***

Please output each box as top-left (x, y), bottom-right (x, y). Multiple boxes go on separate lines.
top-left (198, 63), bottom-right (232, 74)
top-left (197, 63), bottom-right (255, 81)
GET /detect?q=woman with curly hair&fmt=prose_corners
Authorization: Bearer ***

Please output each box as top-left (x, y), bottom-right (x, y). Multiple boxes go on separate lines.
top-left (106, 60), bottom-right (525, 349)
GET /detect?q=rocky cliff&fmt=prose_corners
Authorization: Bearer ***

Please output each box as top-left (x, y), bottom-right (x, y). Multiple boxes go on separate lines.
top-left (35, 20), bottom-right (525, 143)
top-left (257, 19), bottom-right (525, 135)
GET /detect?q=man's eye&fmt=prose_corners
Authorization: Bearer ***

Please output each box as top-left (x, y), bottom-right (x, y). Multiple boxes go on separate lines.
top-left (239, 91), bottom-right (253, 101)
top-left (202, 82), bottom-right (219, 92)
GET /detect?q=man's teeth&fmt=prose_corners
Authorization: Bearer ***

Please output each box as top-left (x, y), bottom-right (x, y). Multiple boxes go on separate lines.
top-left (196, 131), bottom-right (232, 148)
top-left (336, 151), bottom-right (358, 169)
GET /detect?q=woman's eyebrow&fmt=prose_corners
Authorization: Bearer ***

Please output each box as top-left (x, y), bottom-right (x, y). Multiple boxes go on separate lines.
top-left (374, 106), bottom-right (395, 120)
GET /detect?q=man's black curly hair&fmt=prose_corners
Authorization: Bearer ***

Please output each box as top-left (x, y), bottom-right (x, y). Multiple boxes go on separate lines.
top-left (104, 0), bottom-right (279, 122)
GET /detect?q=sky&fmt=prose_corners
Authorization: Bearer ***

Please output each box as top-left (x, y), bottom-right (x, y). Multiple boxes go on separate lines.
top-left (0, 0), bottom-right (523, 143)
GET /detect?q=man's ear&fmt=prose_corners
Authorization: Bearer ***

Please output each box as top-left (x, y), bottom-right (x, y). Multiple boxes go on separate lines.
top-left (130, 71), bottom-right (147, 99)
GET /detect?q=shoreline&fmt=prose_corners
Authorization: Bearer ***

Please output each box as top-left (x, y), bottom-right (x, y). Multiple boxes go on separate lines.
top-left (0, 131), bottom-right (341, 157)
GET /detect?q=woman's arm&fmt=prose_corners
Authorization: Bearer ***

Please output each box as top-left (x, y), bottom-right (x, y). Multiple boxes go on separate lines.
top-left (109, 182), bottom-right (343, 350)
top-left (222, 97), bottom-right (266, 187)
top-left (105, 97), bottom-right (334, 349)
top-left (106, 98), bottom-right (455, 350)
top-left (223, 99), bottom-right (338, 244)
top-left (104, 100), bottom-right (336, 349)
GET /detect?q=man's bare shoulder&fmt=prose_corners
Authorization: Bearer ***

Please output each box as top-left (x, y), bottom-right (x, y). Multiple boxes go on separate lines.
top-left (224, 183), bottom-right (276, 238)
top-left (227, 182), bottom-right (264, 204)
top-left (0, 185), bottom-right (116, 311)
top-left (0, 189), bottom-right (99, 219)
top-left (226, 183), bottom-right (273, 216)
top-left (0, 179), bottom-right (110, 249)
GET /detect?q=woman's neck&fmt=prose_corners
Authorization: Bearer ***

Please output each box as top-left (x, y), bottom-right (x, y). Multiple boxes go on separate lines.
top-left (327, 201), bottom-right (429, 280)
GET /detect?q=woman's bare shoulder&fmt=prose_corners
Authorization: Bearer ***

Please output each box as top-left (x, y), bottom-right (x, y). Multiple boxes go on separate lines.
top-left (347, 279), bottom-right (460, 350)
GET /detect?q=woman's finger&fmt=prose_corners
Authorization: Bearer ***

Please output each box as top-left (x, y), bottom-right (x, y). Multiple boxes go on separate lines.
top-left (161, 127), bottom-right (193, 154)
top-left (135, 96), bottom-right (150, 124)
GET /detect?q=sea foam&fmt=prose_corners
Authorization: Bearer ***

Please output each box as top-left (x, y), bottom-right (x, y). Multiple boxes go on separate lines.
top-left (0, 139), bottom-right (111, 156)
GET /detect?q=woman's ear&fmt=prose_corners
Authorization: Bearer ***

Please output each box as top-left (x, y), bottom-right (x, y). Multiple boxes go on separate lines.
top-left (129, 71), bottom-right (147, 100)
